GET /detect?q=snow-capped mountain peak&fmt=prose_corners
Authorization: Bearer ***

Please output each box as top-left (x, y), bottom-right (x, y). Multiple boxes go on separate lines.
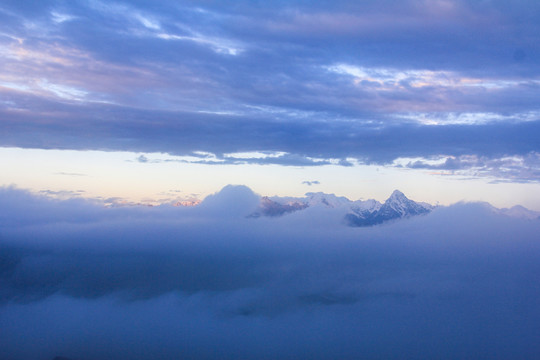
top-left (383, 190), bottom-right (421, 216)
top-left (350, 199), bottom-right (382, 214)
top-left (388, 189), bottom-right (407, 201)
top-left (383, 190), bottom-right (430, 216)
top-left (345, 190), bottom-right (431, 226)
top-left (304, 192), bottom-right (351, 208)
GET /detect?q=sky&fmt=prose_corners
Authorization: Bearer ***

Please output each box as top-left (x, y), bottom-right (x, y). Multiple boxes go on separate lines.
top-left (2, 2), bottom-right (540, 359)
top-left (1, 0), bottom-right (540, 208)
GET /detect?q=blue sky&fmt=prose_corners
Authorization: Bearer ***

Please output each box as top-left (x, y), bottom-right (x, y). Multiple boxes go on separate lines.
top-left (1, 0), bottom-right (540, 207)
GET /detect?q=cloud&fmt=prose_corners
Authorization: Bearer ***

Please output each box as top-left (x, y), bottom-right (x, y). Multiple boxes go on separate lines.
top-left (136, 154), bottom-right (149, 163)
top-left (302, 180), bottom-right (320, 186)
top-left (131, 151), bottom-right (344, 167)
top-left (196, 184), bottom-right (260, 217)
top-left (2, 94), bottom-right (540, 171)
top-left (54, 172), bottom-right (88, 177)
top-left (1, 185), bottom-right (540, 359)
top-left (1, 0), bottom-right (540, 181)
top-left (402, 152), bottom-right (540, 183)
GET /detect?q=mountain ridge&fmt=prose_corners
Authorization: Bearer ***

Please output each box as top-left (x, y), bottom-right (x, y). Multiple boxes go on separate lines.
top-left (251, 189), bottom-right (540, 226)
top-left (253, 189), bottom-right (434, 226)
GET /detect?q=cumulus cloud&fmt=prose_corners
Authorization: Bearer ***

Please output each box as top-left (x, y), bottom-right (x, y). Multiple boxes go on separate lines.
top-left (1, 185), bottom-right (540, 359)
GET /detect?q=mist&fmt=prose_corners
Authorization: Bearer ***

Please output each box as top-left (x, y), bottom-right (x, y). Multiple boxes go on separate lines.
top-left (1, 185), bottom-right (540, 359)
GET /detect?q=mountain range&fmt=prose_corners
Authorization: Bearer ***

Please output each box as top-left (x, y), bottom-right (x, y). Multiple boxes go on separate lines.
top-left (252, 190), bottom-right (540, 226)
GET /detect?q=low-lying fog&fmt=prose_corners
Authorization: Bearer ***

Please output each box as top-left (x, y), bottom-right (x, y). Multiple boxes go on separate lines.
top-left (1, 186), bottom-right (539, 359)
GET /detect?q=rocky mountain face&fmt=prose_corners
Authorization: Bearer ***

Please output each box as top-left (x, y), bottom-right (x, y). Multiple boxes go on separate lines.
top-left (250, 196), bottom-right (309, 217)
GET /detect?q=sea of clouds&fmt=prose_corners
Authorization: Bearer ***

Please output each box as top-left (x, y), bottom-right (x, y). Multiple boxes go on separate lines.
top-left (1, 185), bottom-right (540, 359)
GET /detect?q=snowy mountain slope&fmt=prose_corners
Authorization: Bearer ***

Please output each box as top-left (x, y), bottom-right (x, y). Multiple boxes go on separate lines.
top-left (498, 205), bottom-right (540, 220)
top-left (304, 192), bottom-right (352, 208)
top-left (346, 190), bottom-right (431, 226)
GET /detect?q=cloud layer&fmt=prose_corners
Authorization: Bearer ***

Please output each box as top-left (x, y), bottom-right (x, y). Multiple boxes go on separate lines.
top-left (1, 185), bottom-right (540, 359)
top-left (1, 0), bottom-right (540, 180)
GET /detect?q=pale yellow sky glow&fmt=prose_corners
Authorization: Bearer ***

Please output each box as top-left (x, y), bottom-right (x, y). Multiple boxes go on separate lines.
top-left (2, 147), bottom-right (540, 210)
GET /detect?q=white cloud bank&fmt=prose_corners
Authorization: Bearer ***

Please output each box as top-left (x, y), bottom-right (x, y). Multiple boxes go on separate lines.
top-left (1, 185), bottom-right (540, 359)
